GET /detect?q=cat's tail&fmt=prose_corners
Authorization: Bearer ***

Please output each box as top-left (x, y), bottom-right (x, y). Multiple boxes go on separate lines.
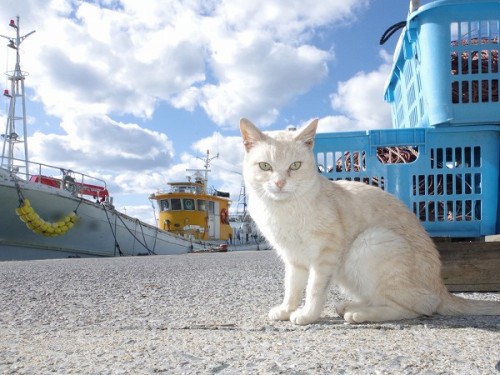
top-left (436, 291), bottom-right (500, 316)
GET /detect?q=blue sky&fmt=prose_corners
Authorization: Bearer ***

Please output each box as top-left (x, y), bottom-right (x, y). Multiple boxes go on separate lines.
top-left (0, 0), bottom-right (418, 223)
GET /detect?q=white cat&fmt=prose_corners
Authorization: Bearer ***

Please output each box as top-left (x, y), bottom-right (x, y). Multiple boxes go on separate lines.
top-left (240, 117), bottom-right (500, 325)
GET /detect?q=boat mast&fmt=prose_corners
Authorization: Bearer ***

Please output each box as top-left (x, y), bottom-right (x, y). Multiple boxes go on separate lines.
top-left (187, 149), bottom-right (219, 194)
top-left (237, 180), bottom-right (247, 219)
top-left (0, 16), bottom-right (35, 179)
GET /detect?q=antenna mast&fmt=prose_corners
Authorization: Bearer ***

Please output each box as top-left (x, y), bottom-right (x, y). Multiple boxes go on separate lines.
top-left (186, 150), bottom-right (219, 193)
top-left (0, 16), bottom-right (36, 179)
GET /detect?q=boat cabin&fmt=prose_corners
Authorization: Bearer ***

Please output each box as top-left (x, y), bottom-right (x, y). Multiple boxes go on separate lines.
top-left (151, 180), bottom-right (233, 242)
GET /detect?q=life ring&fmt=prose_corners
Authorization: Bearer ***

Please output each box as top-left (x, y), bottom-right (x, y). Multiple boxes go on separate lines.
top-left (220, 208), bottom-right (229, 224)
top-left (184, 199), bottom-right (194, 210)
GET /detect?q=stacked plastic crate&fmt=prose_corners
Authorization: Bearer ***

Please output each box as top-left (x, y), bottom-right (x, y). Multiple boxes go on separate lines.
top-left (314, 0), bottom-right (500, 238)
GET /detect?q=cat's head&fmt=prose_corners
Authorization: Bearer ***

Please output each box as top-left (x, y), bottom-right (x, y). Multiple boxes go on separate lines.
top-left (240, 118), bottom-right (320, 202)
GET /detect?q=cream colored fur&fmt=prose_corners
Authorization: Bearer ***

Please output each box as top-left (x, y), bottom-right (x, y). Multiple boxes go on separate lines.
top-left (240, 118), bottom-right (500, 325)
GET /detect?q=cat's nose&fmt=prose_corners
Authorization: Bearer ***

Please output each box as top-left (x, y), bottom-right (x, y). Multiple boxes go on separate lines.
top-left (275, 179), bottom-right (286, 189)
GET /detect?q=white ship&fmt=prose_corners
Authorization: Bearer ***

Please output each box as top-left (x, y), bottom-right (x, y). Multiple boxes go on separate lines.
top-left (0, 17), bottom-right (196, 260)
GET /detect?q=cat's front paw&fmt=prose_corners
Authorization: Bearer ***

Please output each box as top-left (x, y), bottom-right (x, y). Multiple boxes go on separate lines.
top-left (335, 302), bottom-right (349, 317)
top-left (343, 310), bottom-right (367, 324)
top-left (290, 308), bottom-right (319, 325)
top-left (336, 302), bottom-right (367, 323)
top-left (268, 305), bottom-right (292, 321)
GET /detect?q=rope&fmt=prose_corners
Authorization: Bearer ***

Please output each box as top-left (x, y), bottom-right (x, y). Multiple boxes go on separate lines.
top-left (137, 219), bottom-right (150, 253)
top-left (95, 199), bottom-right (194, 255)
top-left (115, 214), bottom-right (156, 255)
top-left (101, 202), bottom-right (191, 256)
top-left (118, 213), bottom-right (194, 252)
top-left (11, 172), bottom-right (25, 206)
top-left (102, 203), bottom-right (123, 256)
top-left (138, 218), bottom-right (157, 255)
top-left (74, 198), bottom-right (84, 214)
top-left (11, 170), bottom-right (164, 254)
top-left (380, 21), bottom-right (406, 45)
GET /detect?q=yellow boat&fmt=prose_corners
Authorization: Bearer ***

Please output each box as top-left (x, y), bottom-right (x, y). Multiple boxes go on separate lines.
top-left (150, 151), bottom-right (233, 244)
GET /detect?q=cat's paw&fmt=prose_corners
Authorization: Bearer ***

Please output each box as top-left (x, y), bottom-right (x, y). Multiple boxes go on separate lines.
top-left (336, 302), bottom-right (368, 323)
top-left (268, 305), bottom-right (291, 321)
top-left (335, 302), bottom-right (349, 317)
top-left (290, 308), bottom-right (319, 325)
top-left (343, 310), bottom-right (367, 324)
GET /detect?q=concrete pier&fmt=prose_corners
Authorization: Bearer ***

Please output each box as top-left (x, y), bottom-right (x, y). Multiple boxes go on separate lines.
top-left (1, 251), bottom-right (499, 374)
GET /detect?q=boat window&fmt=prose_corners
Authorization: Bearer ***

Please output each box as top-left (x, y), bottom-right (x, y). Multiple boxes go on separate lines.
top-left (208, 201), bottom-right (215, 214)
top-left (171, 198), bottom-right (182, 210)
top-left (170, 184), bottom-right (203, 194)
top-left (160, 199), bottom-right (169, 211)
top-left (197, 199), bottom-right (207, 211)
top-left (183, 198), bottom-right (195, 211)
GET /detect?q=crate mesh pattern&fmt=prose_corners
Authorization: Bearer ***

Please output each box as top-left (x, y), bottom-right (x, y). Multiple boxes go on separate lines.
top-left (314, 126), bottom-right (500, 237)
top-left (385, 1), bottom-right (500, 128)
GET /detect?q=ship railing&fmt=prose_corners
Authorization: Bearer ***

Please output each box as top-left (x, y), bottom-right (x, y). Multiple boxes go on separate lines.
top-left (5, 157), bottom-right (109, 200)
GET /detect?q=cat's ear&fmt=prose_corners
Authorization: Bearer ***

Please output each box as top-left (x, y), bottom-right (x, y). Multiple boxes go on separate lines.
top-left (295, 118), bottom-right (319, 149)
top-left (240, 118), bottom-right (265, 152)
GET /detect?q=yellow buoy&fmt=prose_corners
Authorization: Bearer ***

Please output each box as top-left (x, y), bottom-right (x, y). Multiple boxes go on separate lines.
top-left (15, 199), bottom-right (78, 237)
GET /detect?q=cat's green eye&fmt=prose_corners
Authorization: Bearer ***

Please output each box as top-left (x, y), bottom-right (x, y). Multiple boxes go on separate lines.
top-left (258, 162), bottom-right (272, 171)
top-left (289, 161), bottom-right (302, 171)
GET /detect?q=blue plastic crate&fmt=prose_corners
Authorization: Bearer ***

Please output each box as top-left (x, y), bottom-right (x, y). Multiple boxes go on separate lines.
top-left (314, 125), bottom-right (500, 237)
top-left (384, 0), bottom-right (500, 129)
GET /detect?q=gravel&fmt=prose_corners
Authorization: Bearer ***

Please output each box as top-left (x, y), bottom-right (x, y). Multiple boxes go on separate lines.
top-left (0, 250), bottom-right (499, 374)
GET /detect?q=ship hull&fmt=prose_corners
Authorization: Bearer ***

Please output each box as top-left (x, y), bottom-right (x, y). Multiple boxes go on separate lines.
top-left (0, 174), bottom-right (193, 260)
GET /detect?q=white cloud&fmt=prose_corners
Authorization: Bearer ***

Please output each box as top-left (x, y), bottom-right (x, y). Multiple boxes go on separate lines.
top-left (6, 1), bottom-right (207, 119)
top-left (198, 37), bottom-right (330, 127)
top-left (214, 0), bottom-right (367, 41)
top-left (326, 50), bottom-right (393, 132)
top-left (167, 132), bottom-right (245, 195)
top-left (161, 51), bottom-right (394, 209)
top-left (1, 0), bottom-right (369, 129)
top-left (115, 203), bottom-right (157, 226)
top-left (0, 0), bottom-right (379, 223)
top-left (315, 115), bottom-right (358, 133)
top-left (28, 114), bottom-right (174, 180)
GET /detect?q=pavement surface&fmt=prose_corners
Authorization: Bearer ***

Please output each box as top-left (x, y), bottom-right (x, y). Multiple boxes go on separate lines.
top-left (0, 250), bottom-right (499, 374)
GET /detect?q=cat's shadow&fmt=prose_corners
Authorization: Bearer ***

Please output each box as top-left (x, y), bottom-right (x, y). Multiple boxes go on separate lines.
top-left (312, 314), bottom-right (500, 332)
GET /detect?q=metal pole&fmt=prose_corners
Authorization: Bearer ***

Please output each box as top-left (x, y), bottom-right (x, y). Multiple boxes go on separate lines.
top-left (0, 16), bottom-right (35, 179)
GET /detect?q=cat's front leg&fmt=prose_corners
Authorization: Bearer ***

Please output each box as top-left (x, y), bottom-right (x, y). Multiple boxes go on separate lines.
top-left (269, 262), bottom-right (308, 321)
top-left (290, 264), bottom-right (332, 325)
